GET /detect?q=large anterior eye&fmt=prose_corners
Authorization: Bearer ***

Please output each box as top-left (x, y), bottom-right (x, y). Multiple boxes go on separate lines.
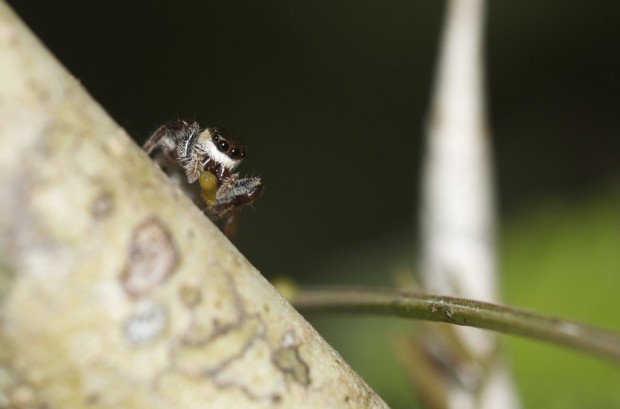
top-left (217, 141), bottom-right (229, 152)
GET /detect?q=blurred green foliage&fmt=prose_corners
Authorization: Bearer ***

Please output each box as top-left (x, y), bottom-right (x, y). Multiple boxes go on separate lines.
top-left (306, 187), bottom-right (620, 408)
top-left (502, 189), bottom-right (620, 408)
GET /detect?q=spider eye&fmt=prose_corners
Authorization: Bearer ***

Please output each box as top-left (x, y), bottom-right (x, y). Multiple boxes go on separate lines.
top-left (217, 141), bottom-right (229, 152)
top-left (212, 134), bottom-right (220, 142)
top-left (230, 148), bottom-right (245, 159)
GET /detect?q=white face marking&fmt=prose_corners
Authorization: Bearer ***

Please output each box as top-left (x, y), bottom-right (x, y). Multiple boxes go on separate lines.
top-left (195, 130), bottom-right (241, 170)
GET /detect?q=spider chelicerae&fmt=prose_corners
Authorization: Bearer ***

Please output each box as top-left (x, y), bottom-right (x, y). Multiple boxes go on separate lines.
top-left (143, 120), bottom-right (263, 237)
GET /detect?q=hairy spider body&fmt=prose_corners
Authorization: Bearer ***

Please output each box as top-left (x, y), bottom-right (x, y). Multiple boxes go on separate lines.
top-left (143, 120), bottom-right (262, 237)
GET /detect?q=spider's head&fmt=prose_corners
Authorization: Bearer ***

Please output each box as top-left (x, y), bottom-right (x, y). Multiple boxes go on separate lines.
top-left (203, 127), bottom-right (246, 170)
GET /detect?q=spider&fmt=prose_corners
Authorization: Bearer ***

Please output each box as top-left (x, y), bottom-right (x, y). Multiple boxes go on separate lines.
top-left (143, 119), bottom-right (263, 238)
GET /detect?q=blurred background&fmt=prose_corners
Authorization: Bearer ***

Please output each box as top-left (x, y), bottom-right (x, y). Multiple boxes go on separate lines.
top-left (7, 1), bottom-right (620, 407)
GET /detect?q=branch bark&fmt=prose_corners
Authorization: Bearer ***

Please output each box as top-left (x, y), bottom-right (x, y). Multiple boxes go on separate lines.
top-left (0, 2), bottom-right (387, 408)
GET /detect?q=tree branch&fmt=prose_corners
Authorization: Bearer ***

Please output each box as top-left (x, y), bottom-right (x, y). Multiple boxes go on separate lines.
top-left (292, 287), bottom-right (620, 365)
top-left (0, 2), bottom-right (387, 408)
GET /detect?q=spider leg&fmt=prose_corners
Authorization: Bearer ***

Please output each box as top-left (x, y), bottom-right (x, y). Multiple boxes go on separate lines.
top-left (143, 124), bottom-right (176, 156)
top-left (143, 120), bottom-right (202, 182)
top-left (222, 212), bottom-right (239, 239)
top-left (143, 125), bottom-right (181, 176)
top-left (205, 175), bottom-right (263, 222)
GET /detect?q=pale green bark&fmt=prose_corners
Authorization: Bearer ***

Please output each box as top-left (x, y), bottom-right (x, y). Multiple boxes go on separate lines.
top-left (0, 2), bottom-right (387, 408)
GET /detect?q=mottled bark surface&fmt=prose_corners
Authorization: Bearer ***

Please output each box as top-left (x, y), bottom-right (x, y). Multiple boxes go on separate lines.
top-left (0, 2), bottom-right (387, 408)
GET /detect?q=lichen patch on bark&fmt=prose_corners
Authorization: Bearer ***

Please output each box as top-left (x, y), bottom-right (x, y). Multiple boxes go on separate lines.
top-left (120, 217), bottom-right (178, 297)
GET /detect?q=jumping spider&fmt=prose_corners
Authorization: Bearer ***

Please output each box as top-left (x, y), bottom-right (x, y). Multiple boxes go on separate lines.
top-left (143, 120), bottom-right (263, 237)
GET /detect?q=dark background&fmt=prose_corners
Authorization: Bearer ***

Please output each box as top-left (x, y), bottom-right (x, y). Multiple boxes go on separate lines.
top-left (7, 1), bottom-right (620, 407)
top-left (8, 1), bottom-right (620, 281)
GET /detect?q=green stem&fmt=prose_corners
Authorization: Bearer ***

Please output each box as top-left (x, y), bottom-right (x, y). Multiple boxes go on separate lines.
top-left (292, 287), bottom-right (620, 365)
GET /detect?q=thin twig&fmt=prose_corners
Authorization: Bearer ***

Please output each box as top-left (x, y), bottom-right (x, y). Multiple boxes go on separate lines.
top-left (292, 287), bottom-right (620, 365)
